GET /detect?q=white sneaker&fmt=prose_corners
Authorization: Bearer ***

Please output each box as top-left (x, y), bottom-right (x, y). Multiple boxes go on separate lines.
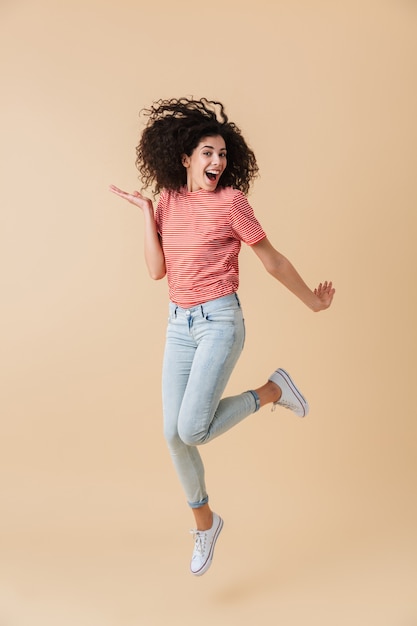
top-left (189, 513), bottom-right (224, 576)
top-left (269, 368), bottom-right (309, 417)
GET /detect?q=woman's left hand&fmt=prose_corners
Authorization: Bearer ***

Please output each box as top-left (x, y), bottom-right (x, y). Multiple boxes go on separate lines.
top-left (313, 281), bottom-right (335, 311)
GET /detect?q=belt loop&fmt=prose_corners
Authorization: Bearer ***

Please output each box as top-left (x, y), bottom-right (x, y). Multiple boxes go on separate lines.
top-left (235, 292), bottom-right (241, 307)
top-left (200, 305), bottom-right (204, 317)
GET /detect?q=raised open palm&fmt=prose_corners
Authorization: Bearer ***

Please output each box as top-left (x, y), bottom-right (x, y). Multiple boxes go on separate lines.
top-left (313, 281), bottom-right (335, 310)
top-left (109, 185), bottom-right (153, 212)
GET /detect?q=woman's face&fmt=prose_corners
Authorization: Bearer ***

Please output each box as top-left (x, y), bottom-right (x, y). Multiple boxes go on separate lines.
top-left (182, 135), bottom-right (227, 192)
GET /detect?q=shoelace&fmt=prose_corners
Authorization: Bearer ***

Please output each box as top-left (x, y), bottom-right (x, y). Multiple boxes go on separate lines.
top-left (190, 529), bottom-right (207, 556)
top-left (272, 397), bottom-right (298, 412)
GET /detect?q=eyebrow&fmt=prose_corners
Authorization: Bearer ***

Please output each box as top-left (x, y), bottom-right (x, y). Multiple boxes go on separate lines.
top-left (201, 145), bottom-right (227, 151)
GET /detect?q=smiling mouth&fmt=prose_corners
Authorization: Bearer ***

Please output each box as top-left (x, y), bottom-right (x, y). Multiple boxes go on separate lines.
top-left (206, 171), bottom-right (219, 182)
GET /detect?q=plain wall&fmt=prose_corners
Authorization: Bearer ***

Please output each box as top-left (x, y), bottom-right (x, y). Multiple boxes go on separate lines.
top-left (1, 1), bottom-right (416, 624)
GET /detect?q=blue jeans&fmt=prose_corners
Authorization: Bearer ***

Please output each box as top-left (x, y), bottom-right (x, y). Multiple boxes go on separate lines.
top-left (162, 293), bottom-right (260, 508)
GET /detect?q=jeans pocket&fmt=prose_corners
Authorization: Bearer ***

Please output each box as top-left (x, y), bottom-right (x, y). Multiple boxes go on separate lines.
top-left (204, 306), bottom-right (241, 324)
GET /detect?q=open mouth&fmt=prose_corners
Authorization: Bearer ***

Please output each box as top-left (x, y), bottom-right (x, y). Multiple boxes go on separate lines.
top-left (205, 171), bottom-right (219, 182)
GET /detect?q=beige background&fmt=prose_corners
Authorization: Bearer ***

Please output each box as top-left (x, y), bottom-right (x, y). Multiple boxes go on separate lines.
top-left (1, 0), bottom-right (416, 624)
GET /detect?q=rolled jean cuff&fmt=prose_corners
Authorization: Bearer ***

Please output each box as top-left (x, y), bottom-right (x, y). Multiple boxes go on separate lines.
top-left (188, 495), bottom-right (209, 509)
top-left (247, 389), bottom-right (261, 412)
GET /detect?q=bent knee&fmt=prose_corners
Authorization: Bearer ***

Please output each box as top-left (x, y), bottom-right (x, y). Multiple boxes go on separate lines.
top-left (178, 424), bottom-right (209, 446)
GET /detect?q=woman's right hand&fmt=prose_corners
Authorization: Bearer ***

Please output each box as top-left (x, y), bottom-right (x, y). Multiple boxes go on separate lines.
top-left (109, 184), bottom-right (153, 212)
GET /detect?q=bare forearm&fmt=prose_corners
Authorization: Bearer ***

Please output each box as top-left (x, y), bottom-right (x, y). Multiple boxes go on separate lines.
top-left (109, 185), bottom-right (166, 280)
top-left (251, 237), bottom-right (334, 311)
top-left (143, 208), bottom-right (166, 280)
top-left (268, 254), bottom-right (321, 311)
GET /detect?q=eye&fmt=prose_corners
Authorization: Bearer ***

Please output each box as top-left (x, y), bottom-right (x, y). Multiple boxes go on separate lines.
top-left (203, 151), bottom-right (212, 156)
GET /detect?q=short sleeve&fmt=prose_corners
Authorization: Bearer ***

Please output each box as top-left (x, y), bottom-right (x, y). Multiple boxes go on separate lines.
top-left (229, 191), bottom-right (266, 245)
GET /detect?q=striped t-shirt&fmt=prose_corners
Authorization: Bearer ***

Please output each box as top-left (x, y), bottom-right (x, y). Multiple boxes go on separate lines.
top-left (155, 186), bottom-right (266, 308)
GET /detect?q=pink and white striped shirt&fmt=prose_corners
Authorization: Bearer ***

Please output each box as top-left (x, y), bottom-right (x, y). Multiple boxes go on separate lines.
top-left (155, 186), bottom-right (266, 308)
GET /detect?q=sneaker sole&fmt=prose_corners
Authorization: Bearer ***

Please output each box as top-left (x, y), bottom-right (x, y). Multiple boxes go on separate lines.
top-left (191, 516), bottom-right (224, 576)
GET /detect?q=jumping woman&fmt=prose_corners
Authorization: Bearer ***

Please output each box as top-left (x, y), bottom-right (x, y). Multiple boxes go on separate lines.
top-left (110, 97), bottom-right (335, 576)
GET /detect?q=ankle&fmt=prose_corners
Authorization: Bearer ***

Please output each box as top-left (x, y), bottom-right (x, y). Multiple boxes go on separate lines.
top-left (268, 380), bottom-right (282, 403)
top-left (252, 381), bottom-right (282, 409)
top-left (193, 508), bottom-right (213, 531)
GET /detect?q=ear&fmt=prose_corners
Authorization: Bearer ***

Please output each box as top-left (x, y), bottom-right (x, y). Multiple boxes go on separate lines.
top-left (182, 154), bottom-right (190, 168)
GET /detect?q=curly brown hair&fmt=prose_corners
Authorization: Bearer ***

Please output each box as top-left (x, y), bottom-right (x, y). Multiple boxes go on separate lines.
top-left (135, 97), bottom-right (259, 196)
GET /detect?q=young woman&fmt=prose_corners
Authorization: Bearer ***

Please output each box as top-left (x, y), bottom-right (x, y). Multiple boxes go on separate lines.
top-left (110, 97), bottom-right (335, 576)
